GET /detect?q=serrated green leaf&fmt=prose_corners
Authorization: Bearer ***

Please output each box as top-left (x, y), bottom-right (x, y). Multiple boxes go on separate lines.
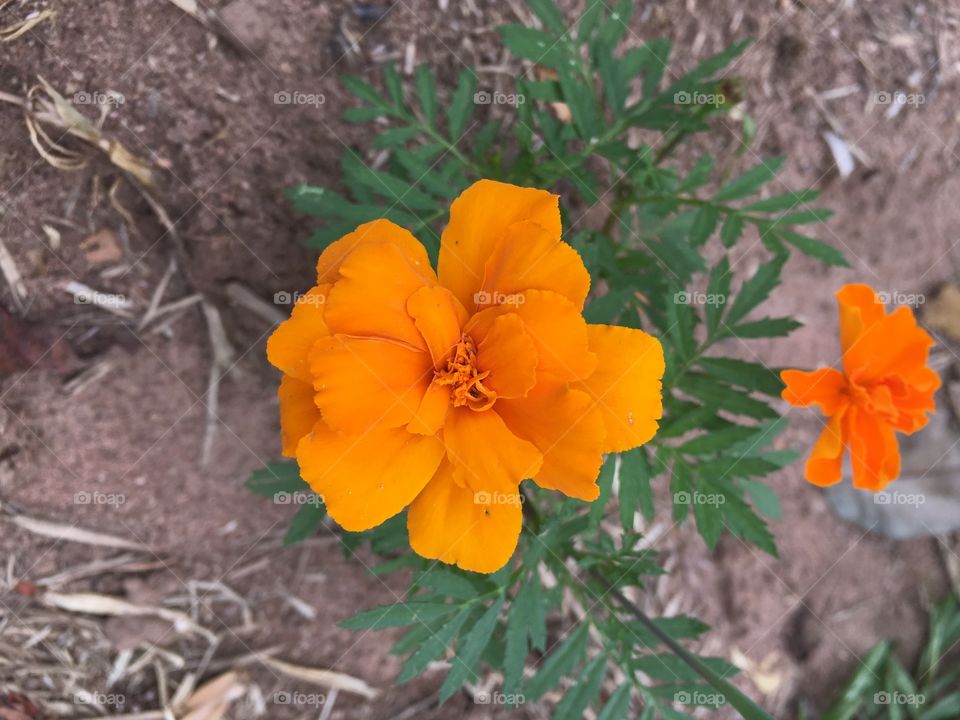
top-left (282, 501), bottom-right (325, 546)
top-left (398, 606), bottom-right (471, 684)
top-left (742, 189), bottom-right (821, 212)
top-left (372, 125), bottom-right (421, 149)
top-left (527, 0), bottom-right (567, 34)
top-left (728, 317), bottom-right (802, 339)
top-left (781, 231), bottom-right (848, 267)
top-left (555, 654), bottom-right (607, 720)
top-left (245, 461), bottom-right (304, 497)
top-left (340, 602), bottom-right (455, 631)
top-left (415, 64), bottom-right (437, 127)
top-left (620, 448), bottom-right (654, 527)
top-left (596, 684), bottom-right (632, 720)
top-left (726, 255), bottom-right (786, 325)
top-left (525, 622), bottom-right (590, 701)
top-left (342, 75), bottom-right (385, 106)
top-left (447, 69), bottom-right (477, 139)
top-left (714, 157), bottom-right (784, 202)
top-left (696, 357), bottom-right (784, 396)
top-left (720, 213), bottom-right (744, 248)
top-left (439, 597), bottom-right (505, 702)
top-left (689, 206), bottom-right (719, 246)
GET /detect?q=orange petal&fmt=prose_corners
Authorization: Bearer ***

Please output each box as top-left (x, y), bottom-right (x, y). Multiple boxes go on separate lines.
top-left (467, 290), bottom-right (597, 381)
top-left (406, 285), bottom-right (469, 368)
top-left (781, 368), bottom-right (848, 415)
top-left (278, 374), bottom-right (322, 457)
top-left (296, 423), bottom-right (444, 531)
top-left (316, 218), bottom-right (433, 285)
top-left (847, 406), bottom-right (900, 491)
top-left (442, 407), bottom-right (542, 493)
top-left (804, 410), bottom-right (846, 487)
top-left (573, 324), bottom-right (664, 454)
top-left (497, 382), bottom-right (605, 501)
top-left (845, 306), bottom-right (937, 384)
top-left (439, 180), bottom-right (561, 313)
top-left (266, 285), bottom-right (332, 383)
top-left (476, 314), bottom-right (538, 399)
top-left (407, 460), bottom-right (522, 573)
top-left (310, 335), bottom-right (433, 433)
top-left (407, 381), bottom-right (450, 435)
top-left (324, 242), bottom-right (436, 351)
top-left (837, 283), bottom-right (885, 355)
top-left (478, 220), bottom-right (590, 310)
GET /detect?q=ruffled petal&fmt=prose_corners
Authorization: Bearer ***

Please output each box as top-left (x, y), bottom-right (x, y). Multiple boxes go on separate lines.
top-left (476, 313), bottom-right (538, 399)
top-left (466, 290), bottom-right (597, 381)
top-left (497, 381), bottom-right (605, 501)
top-left (837, 283), bottom-right (885, 355)
top-left (316, 218), bottom-right (433, 285)
top-left (407, 382), bottom-right (450, 435)
top-left (845, 306), bottom-right (937, 384)
top-left (406, 285), bottom-right (468, 369)
top-left (439, 180), bottom-right (561, 313)
top-left (804, 410), bottom-right (846, 487)
top-left (324, 242), bottom-right (436, 351)
top-left (296, 423), bottom-right (444, 531)
top-left (781, 367), bottom-right (848, 415)
top-left (266, 285), bottom-right (332, 383)
top-left (442, 407), bottom-right (542, 493)
top-left (278, 374), bottom-right (322, 457)
top-left (310, 335), bottom-right (433, 433)
top-left (407, 461), bottom-right (522, 573)
top-left (478, 220), bottom-right (590, 310)
top-left (847, 406), bottom-right (900, 491)
top-left (573, 324), bottom-right (664, 454)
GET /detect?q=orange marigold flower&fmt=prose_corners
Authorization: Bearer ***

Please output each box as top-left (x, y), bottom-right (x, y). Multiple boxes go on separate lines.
top-left (267, 179), bottom-right (665, 573)
top-left (780, 283), bottom-right (939, 492)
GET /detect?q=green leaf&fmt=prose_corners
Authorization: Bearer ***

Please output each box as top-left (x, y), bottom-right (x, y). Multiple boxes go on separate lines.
top-left (498, 24), bottom-right (565, 68)
top-left (728, 317), bottom-right (802, 339)
top-left (680, 374), bottom-right (778, 420)
top-left (696, 357), bottom-right (784, 396)
top-left (416, 568), bottom-right (480, 601)
top-left (527, 0), bottom-right (567, 34)
top-left (705, 257), bottom-right (731, 337)
top-left (714, 157), bottom-right (784, 202)
top-left (679, 426), bottom-right (762, 455)
top-left (822, 641), bottom-right (891, 720)
top-left (439, 597), bottom-right (505, 702)
top-left (554, 654), bottom-right (607, 719)
top-left (525, 622), bottom-right (590, 700)
top-left (595, 684), bottom-right (632, 720)
top-left (340, 602), bottom-right (455, 631)
top-left (245, 461), bottom-right (304, 497)
top-left (726, 254), bottom-right (786, 325)
top-left (620, 449), bottom-right (655, 527)
top-left (689, 206), bottom-right (719, 246)
top-left (447, 70), bottom-right (478, 139)
top-left (680, 154), bottom-right (714, 191)
top-left (397, 607), bottom-right (471, 683)
top-left (342, 74), bottom-right (385, 107)
top-left (720, 213), bottom-right (744, 248)
top-left (415, 64), bottom-right (437, 127)
top-left (282, 502), bottom-right (326, 545)
top-left (742, 479), bottom-right (782, 520)
top-left (372, 125), bottom-right (421, 149)
top-left (781, 231), bottom-right (848, 267)
top-left (589, 457), bottom-right (616, 529)
top-left (694, 496), bottom-right (723, 550)
top-left (742, 189), bottom-right (821, 212)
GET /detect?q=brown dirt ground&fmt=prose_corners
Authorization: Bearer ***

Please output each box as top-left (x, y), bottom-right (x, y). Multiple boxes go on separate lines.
top-left (1, 0), bottom-right (959, 718)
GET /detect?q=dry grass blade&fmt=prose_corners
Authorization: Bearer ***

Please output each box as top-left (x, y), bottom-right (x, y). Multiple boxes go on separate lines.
top-left (260, 656), bottom-right (378, 700)
top-left (6, 511), bottom-right (144, 551)
top-left (24, 77), bottom-right (155, 189)
top-left (0, 235), bottom-right (27, 311)
top-left (179, 671), bottom-right (246, 719)
top-left (0, 2), bottom-right (54, 42)
top-left (41, 591), bottom-right (217, 642)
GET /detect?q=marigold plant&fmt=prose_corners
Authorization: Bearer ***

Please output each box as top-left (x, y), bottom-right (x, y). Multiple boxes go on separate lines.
top-left (241, 1), bottom-right (894, 717)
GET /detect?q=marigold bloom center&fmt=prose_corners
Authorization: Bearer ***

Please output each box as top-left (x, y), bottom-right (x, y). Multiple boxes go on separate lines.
top-left (435, 334), bottom-right (496, 412)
